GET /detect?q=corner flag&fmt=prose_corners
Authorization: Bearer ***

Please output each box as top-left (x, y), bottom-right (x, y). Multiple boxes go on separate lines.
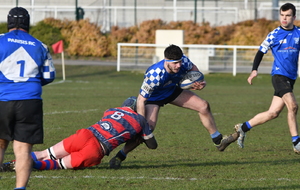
top-left (52, 40), bottom-right (64, 54)
top-left (51, 40), bottom-right (66, 80)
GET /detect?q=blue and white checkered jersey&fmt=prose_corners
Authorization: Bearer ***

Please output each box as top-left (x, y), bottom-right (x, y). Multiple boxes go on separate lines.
top-left (140, 55), bottom-right (194, 101)
top-left (259, 26), bottom-right (300, 80)
top-left (0, 30), bottom-right (56, 101)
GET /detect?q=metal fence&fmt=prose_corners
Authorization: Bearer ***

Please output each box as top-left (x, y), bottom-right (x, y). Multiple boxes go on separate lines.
top-left (0, 5), bottom-right (239, 32)
top-left (117, 43), bottom-right (277, 76)
top-left (2, 1), bottom-right (300, 32)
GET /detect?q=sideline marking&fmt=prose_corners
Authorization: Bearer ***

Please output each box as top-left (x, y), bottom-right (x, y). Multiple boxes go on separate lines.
top-left (47, 80), bottom-right (90, 85)
top-left (0, 175), bottom-right (294, 182)
top-left (44, 109), bottom-right (98, 115)
top-left (47, 80), bottom-right (68, 85)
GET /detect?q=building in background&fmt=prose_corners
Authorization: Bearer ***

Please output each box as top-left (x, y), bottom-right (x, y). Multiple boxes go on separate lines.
top-left (0, 0), bottom-right (294, 33)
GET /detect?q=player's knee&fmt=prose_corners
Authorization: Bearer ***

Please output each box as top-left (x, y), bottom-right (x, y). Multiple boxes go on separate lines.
top-left (198, 100), bottom-right (211, 113)
top-left (269, 111), bottom-right (280, 119)
top-left (291, 103), bottom-right (298, 114)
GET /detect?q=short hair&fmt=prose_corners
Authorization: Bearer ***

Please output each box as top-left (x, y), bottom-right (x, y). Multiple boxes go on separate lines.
top-left (280, 3), bottom-right (296, 16)
top-left (7, 7), bottom-right (30, 32)
top-left (164, 44), bottom-right (183, 60)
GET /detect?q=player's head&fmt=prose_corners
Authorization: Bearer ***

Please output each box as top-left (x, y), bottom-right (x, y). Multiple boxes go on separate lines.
top-left (7, 7), bottom-right (30, 32)
top-left (164, 44), bottom-right (183, 74)
top-left (121, 96), bottom-right (137, 111)
top-left (280, 3), bottom-right (296, 16)
top-left (164, 44), bottom-right (183, 61)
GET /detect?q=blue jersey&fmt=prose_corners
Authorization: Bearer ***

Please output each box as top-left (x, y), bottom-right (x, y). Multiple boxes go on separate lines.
top-left (0, 30), bottom-right (56, 101)
top-left (139, 55), bottom-right (194, 101)
top-left (259, 26), bottom-right (300, 80)
top-left (87, 107), bottom-right (154, 155)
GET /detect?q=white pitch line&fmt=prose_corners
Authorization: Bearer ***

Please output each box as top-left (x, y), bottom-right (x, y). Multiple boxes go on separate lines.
top-left (44, 109), bottom-right (99, 115)
top-left (47, 80), bottom-right (91, 85)
top-left (0, 175), bottom-right (199, 181)
top-left (0, 175), bottom-right (294, 182)
top-left (47, 80), bottom-right (68, 85)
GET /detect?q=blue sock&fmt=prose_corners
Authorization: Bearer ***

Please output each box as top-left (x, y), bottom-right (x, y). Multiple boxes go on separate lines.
top-left (14, 187), bottom-right (26, 190)
top-left (120, 149), bottom-right (127, 157)
top-left (245, 121), bottom-right (252, 129)
top-left (31, 152), bottom-right (38, 161)
top-left (211, 131), bottom-right (222, 144)
top-left (116, 149), bottom-right (127, 161)
top-left (210, 131), bottom-right (221, 139)
top-left (292, 136), bottom-right (299, 142)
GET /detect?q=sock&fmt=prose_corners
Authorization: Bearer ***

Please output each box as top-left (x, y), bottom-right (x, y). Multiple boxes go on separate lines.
top-left (292, 136), bottom-right (300, 146)
top-left (14, 187), bottom-right (26, 190)
top-left (31, 152), bottom-right (38, 161)
top-left (116, 149), bottom-right (127, 161)
top-left (33, 159), bottom-right (59, 170)
top-left (241, 122), bottom-right (252, 132)
top-left (58, 158), bottom-right (67, 169)
top-left (211, 131), bottom-right (222, 145)
top-left (47, 147), bottom-right (57, 160)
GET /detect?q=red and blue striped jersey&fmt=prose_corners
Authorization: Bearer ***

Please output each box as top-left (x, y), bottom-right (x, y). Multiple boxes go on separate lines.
top-left (87, 107), bottom-right (154, 155)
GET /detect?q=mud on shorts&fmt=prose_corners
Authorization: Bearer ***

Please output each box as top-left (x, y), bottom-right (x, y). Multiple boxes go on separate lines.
top-left (0, 99), bottom-right (43, 144)
top-left (272, 74), bottom-right (295, 98)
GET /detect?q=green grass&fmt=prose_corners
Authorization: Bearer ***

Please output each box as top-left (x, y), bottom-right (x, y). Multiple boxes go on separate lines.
top-left (1, 65), bottom-right (300, 190)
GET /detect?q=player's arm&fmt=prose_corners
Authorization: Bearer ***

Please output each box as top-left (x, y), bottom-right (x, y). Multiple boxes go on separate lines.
top-left (137, 94), bottom-right (147, 117)
top-left (144, 135), bottom-right (158, 149)
top-left (189, 64), bottom-right (199, 72)
top-left (248, 50), bottom-right (264, 85)
top-left (41, 46), bottom-right (56, 86)
top-left (125, 133), bottom-right (158, 149)
top-left (141, 124), bottom-right (158, 149)
top-left (138, 114), bottom-right (158, 149)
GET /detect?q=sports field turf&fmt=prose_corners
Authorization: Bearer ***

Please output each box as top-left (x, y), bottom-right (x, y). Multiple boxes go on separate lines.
top-left (1, 65), bottom-right (300, 190)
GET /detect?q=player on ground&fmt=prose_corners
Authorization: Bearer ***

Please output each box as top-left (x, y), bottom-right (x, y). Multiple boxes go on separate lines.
top-left (1, 97), bottom-right (157, 170)
top-left (234, 3), bottom-right (300, 154)
top-left (0, 7), bottom-right (55, 190)
top-left (109, 44), bottom-right (239, 169)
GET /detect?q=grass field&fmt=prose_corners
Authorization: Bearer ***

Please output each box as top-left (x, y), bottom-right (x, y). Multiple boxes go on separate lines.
top-left (1, 65), bottom-right (300, 190)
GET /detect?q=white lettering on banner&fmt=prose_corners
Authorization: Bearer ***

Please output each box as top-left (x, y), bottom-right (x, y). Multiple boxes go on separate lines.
top-left (7, 38), bottom-right (35, 46)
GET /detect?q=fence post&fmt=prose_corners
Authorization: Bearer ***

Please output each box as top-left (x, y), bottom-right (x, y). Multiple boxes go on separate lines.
top-left (233, 46), bottom-right (237, 76)
top-left (117, 43), bottom-right (121, 72)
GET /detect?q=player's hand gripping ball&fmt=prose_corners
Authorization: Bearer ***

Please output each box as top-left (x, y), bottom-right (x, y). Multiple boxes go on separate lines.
top-left (179, 71), bottom-right (204, 90)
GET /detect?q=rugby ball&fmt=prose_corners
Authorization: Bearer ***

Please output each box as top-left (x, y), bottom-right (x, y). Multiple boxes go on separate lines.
top-left (179, 71), bottom-right (204, 90)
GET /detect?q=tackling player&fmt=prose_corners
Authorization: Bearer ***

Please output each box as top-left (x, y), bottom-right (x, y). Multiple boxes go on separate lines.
top-left (2, 97), bottom-right (157, 170)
